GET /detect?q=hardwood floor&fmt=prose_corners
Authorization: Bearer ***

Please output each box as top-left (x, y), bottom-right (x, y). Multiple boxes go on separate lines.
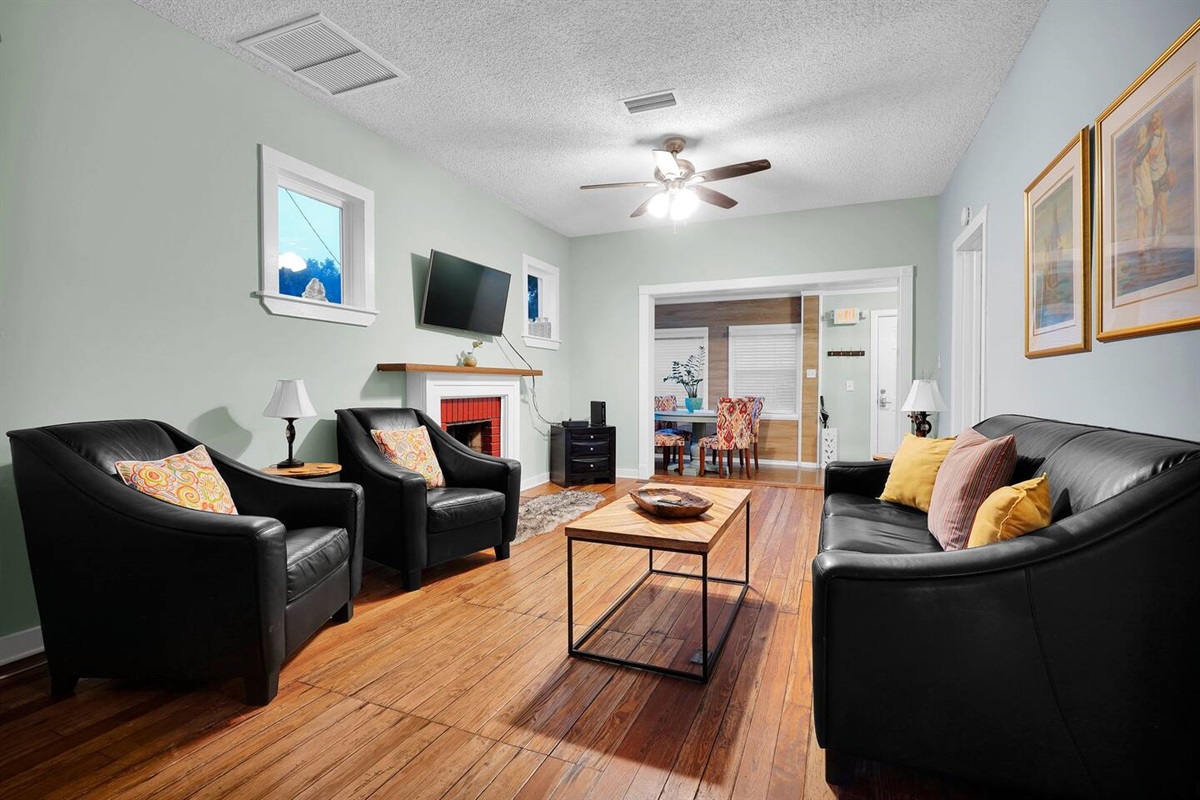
top-left (653, 457), bottom-right (824, 489)
top-left (0, 480), bottom-right (1004, 799)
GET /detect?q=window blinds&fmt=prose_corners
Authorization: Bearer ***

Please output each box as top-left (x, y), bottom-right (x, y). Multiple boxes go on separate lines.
top-left (728, 326), bottom-right (800, 415)
top-left (654, 331), bottom-right (707, 405)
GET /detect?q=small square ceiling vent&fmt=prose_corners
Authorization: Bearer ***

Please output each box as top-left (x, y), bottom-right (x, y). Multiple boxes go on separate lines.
top-left (239, 14), bottom-right (407, 96)
top-left (621, 90), bottom-right (678, 115)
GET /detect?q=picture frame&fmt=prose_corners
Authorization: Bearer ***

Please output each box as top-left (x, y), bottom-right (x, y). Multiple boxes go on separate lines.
top-left (1095, 19), bottom-right (1200, 341)
top-left (1024, 127), bottom-right (1091, 358)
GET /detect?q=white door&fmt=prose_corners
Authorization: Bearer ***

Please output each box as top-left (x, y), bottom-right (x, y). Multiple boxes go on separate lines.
top-left (870, 310), bottom-right (899, 455)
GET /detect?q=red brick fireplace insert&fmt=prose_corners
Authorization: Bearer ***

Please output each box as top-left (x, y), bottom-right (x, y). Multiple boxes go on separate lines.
top-left (440, 397), bottom-right (502, 457)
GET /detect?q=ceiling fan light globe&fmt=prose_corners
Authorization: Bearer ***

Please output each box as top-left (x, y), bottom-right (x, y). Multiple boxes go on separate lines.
top-left (670, 188), bottom-right (699, 220)
top-left (647, 191), bottom-right (670, 218)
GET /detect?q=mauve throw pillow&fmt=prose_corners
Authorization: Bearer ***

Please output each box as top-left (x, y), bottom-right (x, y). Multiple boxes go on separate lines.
top-left (927, 428), bottom-right (1017, 551)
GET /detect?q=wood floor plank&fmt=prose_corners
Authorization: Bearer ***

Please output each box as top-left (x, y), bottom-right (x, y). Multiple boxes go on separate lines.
top-left (369, 726), bottom-right (494, 800)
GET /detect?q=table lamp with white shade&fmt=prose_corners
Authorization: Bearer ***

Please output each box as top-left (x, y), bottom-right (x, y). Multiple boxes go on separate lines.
top-left (901, 379), bottom-right (947, 438)
top-left (263, 379), bottom-right (317, 468)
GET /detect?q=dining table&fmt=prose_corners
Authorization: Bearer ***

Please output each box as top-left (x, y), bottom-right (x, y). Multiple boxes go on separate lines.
top-left (654, 408), bottom-right (717, 449)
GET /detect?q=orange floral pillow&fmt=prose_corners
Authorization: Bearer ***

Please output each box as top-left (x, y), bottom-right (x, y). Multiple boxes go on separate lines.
top-left (371, 427), bottom-right (446, 488)
top-left (115, 445), bottom-right (238, 515)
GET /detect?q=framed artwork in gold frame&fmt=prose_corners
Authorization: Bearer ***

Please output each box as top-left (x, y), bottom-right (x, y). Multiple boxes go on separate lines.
top-left (1024, 128), bottom-right (1090, 358)
top-left (1096, 19), bottom-right (1200, 342)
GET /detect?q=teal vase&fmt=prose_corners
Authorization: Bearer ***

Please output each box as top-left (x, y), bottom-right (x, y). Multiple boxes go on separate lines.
top-left (685, 396), bottom-right (702, 412)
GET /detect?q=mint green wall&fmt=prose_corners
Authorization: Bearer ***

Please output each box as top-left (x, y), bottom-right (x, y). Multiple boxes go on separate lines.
top-left (567, 198), bottom-right (940, 470)
top-left (937, 1), bottom-right (1200, 439)
top-left (820, 291), bottom-right (900, 461)
top-left (0, 1), bottom-right (571, 637)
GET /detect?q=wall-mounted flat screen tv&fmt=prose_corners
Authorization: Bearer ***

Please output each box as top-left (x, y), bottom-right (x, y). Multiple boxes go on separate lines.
top-left (420, 250), bottom-right (511, 336)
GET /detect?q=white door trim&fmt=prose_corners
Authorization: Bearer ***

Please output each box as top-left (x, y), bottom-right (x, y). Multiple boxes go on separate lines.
top-left (951, 205), bottom-right (988, 434)
top-left (638, 266), bottom-right (915, 480)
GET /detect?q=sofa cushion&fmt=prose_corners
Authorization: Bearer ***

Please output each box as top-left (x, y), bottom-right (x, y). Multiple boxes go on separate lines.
top-left (286, 526), bottom-right (350, 602)
top-left (823, 493), bottom-right (931, 529)
top-left (878, 434), bottom-right (956, 512)
top-left (427, 487), bottom-right (506, 533)
top-left (927, 429), bottom-right (1017, 551)
top-left (820, 513), bottom-right (942, 555)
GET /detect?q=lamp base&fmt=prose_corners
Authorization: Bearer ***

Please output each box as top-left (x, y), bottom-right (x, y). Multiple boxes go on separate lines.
top-left (908, 411), bottom-right (932, 438)
top-left (275, 457), bottom-right (306, 469)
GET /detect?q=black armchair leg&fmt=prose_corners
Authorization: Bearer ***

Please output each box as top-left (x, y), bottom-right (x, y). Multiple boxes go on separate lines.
top-left (403, 568), bottom-right (422, 591)
top-left (824, 749), bottom-right (857, 786)
top-left (333, 600), bottom-right (354, 623)
top-left (245, 670), bottom-right (279, 705)
top-left (495, 543), bottom-right (510, 560)
top-left (50, 672), bottom-right (78, 697)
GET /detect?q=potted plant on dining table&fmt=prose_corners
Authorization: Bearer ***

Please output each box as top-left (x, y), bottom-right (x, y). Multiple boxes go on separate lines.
top-left (663, 346), bottom-right (706, 412)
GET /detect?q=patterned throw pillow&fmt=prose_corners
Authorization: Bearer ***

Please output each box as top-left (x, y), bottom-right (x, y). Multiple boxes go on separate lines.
top-left (927, 428), bottom-right (1018, 551)
top-left (115, 445), bottom-right (238, 515)
top-left (371, 427), bottom-right (446, 488)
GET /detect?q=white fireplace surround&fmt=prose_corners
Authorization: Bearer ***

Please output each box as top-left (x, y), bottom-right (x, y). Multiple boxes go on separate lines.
top-left (405, 371), bottom-right (521, 464)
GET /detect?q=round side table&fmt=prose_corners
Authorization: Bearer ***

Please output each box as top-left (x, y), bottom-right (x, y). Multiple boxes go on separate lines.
top-left (261, 462), bottom-right (341, 480)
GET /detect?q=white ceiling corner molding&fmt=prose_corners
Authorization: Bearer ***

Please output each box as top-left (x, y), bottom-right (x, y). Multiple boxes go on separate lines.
top-left (135, 0), bottom-right (1047, 236)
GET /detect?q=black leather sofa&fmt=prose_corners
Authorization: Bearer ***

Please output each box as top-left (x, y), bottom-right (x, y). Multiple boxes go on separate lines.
top-left (7, 420), bottom-right (363, 705)
top-left (813, 415), bottom-right (1200, 798)
top-left (336, 407), bottom-right (521, 590)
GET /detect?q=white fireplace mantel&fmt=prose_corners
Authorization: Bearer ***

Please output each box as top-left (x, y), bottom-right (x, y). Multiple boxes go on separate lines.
top-left (404, 370), bottom-right (522, 463)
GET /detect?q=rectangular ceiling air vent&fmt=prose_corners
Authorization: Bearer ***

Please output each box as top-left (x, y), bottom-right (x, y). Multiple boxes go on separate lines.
top-left (239, 14), bottom-right (407, 97)
top-left (621, 90), bottom-right (678, 115)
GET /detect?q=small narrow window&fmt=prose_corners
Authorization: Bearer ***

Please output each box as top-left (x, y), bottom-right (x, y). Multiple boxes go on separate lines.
top-left (256, 145), bottom-right (377, 326)
top-left (522, 255), bottom-right (560, 350)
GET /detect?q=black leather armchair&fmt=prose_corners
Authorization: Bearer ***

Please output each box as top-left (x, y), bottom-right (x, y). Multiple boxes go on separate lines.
top-left (7, 420), bottom-right (364, 705)
top-left (336, 407), bottom-right (520, 590)
top-left (813, 415), bottom-right (1200, 798)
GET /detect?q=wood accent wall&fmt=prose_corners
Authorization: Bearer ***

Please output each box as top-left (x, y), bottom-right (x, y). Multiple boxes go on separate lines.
top-left (656, 297), bottom-right (805, 462)
top-left (801, 295), bottom-right (821, 464)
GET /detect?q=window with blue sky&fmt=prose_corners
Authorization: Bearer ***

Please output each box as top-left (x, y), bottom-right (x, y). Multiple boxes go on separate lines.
top-left (277, 187), bottom-right (342, 304)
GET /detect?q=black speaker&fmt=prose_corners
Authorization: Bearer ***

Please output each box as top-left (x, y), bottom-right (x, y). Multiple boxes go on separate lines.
top-left (590, 401), bottom-right (606, 426)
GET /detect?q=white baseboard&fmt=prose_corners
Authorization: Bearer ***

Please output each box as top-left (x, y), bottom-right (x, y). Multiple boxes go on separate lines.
top-left (0, 626), bottom-right (43, 666)
top-left (616, 468), bottom-right (639, 479)
top-left (756, 458), bottom-right (800, 467)
top-left (521, 472), bottom-right (550, 490)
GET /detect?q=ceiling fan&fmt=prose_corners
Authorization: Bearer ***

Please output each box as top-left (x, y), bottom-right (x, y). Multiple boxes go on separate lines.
top-left (580, 137), bottom-right (771, 220)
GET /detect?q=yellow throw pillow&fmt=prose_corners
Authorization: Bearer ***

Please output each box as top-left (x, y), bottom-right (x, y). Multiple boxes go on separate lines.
top-left (115, 445), bottom-right (238, 515)
top-left (967, 474), bottom-right (1052, 548)
top-left (371, 427), bottom-right (446, 488)
top-left (878, 434), bottom-right (956, 512)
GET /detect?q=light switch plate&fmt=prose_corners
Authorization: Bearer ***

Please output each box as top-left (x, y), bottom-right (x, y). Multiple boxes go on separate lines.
top-left (806, 369), bottom-right (817, 379)
top-left (845, 380), bottom-right (855, 391)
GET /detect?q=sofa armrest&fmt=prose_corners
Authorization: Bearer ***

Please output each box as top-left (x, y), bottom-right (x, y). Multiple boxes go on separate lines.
top-left (823, 459), bottom-right (891, 498)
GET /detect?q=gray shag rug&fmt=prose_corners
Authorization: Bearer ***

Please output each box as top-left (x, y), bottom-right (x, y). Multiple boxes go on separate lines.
top-left (514, 490), bottom-right (605, 545)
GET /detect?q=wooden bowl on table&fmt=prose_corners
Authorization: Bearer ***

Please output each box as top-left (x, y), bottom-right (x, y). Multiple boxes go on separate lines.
top-left (629, 487), bottom-right (713, 518)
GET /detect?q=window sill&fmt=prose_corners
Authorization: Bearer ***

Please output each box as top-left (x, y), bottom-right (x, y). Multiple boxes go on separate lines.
top-left (254, 291), bottom-right (379, 327)
top-left (522, 334), bottom-right (560, 351)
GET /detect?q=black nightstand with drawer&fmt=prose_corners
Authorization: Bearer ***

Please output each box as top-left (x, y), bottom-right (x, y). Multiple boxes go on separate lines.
top-left (550, 425), bottom-right (616, 487)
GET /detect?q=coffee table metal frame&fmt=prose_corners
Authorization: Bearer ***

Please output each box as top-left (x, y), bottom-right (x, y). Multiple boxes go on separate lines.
top-left (566, 500), bottom-right (750, 682)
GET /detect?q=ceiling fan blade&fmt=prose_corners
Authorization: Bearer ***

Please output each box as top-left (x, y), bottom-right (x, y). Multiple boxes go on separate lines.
top-left (692, 159), bottom-right (771, 183)
top-left (630, 193), bottom-right (658, 218)
top-left (693, 185), bottom-right (738, 209)
top-left (580, 180), bottom-right (660, 190)
top-left (652, 149), bottom-right (681, 179)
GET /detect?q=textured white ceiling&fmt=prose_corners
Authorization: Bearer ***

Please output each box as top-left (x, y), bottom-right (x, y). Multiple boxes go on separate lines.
top-left (134, 0), bottom-right (1046, 237)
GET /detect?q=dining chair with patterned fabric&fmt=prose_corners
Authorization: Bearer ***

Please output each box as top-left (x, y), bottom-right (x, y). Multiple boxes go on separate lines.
top-left (747, 396), bottom-right (765, 471)
top-left (654, 394), bottom-right (691, 461)
top-left (697, 397), bottom-right (755, 477)
top-left (654, 431), bottom-right (686, 474)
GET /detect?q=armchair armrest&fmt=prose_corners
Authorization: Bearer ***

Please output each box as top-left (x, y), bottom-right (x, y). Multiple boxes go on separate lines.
top-left (823, 459), bottom-right (891, 498)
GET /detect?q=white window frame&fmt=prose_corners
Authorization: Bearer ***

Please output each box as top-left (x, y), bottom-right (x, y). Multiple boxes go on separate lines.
top-left (727, 323), bottom-right (802, 419)
top-left (255, 145), bottom-right (378, 326)
top-left (522, 255), bottom-right (561, 350)
top-left (654, 327), bottom-right (709, 407)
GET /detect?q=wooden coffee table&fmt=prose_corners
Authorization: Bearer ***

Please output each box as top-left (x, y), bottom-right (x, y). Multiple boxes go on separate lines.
top-left (564, 483), bottom-right (751, 682)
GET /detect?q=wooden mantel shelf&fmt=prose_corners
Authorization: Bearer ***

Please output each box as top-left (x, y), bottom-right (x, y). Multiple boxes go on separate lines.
top-left (376, 362), bottom-right (542, 377)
